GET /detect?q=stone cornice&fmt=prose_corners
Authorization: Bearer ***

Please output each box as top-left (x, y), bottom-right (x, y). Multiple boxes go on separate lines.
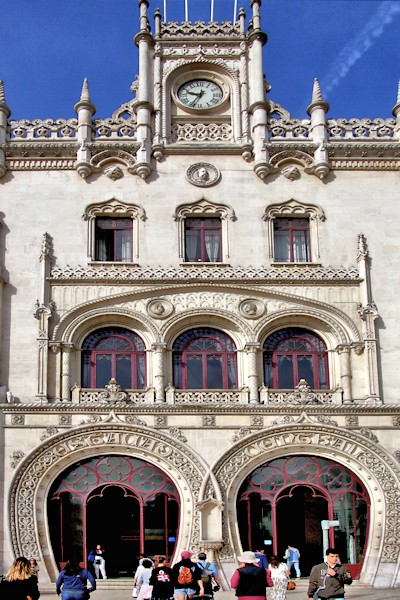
top-left (2, 403), bottom-right (400, 414)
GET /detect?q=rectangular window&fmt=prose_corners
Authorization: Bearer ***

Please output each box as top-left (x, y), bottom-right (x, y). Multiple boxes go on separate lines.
top-left (95, 218), bottom-right (133, 262)
top-left (185, 217), bottom-right (222, 262)
top-left (274, 218), bottom-right (310, 262)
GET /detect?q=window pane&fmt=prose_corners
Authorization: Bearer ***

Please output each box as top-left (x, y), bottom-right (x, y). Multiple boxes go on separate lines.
top-left (116, 354), bottom-right (132, 388)
top-left (293, 231), bottom-right (310, 262)
top-left (297, 355), bottom-right (314, 387)
top-left (207, 355), bottom-right (223, 388)
top-left (274, 230), bottom-right (290, 262)
top-left (187, 355), bottom-right (203, 388)
top-left (318, 355), bottom-right (328, 389)
top-left (96, 229), bottom-right (114, 261)
top-left (116, 229), bottom-right (132, 262)
top-left (96, 354), bottom-right (112, 388)
top-left (185, 229), bottom-right (202, 261)
top-left (204, 231), bottom-right (221, 262)
top-left (277, 355), bottom-right (294, 388)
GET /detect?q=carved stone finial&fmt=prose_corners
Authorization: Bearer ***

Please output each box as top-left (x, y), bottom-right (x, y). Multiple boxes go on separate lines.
top-left (392, 80), bottom-right (400, 117)
top-left (0, 80), bottom-right (11, 117)
top-left (80, 78), bottom-right (91, 103)
top-left (357, 232), bottom-right (368, 261)
top-left (307, 78), bottom-right (329, 115)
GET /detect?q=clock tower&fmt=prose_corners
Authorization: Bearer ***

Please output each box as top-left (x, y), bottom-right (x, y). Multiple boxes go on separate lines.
top-left (134, 0), bottom-right (271, 179)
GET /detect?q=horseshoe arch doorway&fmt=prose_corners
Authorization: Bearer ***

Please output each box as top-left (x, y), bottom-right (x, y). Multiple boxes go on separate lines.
top-left (47, 455), bottom-right (180, 577)
top-left (237, 456), bottom-right (369, 578)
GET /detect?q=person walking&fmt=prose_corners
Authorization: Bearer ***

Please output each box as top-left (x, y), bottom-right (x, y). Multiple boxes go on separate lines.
top-left (56, 556), bottom-right (96, 600)
top-left (230, 551), bottom-right (272, 600)
top-left (283, 546), bottom-right (300, 579)
top-left (93, 544), bottom-right (107, 580)
top-left (0, 556), bottom-right (40, 600)
top-left (173, 550), bottom-right (204, 600)
top-left (136, 559), bottom-right (154, 600)
top-left (195, 551), bottom-right (221, 597)
top-left (150, 555), bottom-right (174, 600)
top-left (254, 549), bottom-right (269, 570)
top-left (268, 555), bottom-right (290, 600)
top-left (307, 548), bottom-right (352, 600)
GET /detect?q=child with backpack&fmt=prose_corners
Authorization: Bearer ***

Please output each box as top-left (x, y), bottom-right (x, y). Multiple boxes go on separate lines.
top-left (173, 551), bottom-right (204, 600)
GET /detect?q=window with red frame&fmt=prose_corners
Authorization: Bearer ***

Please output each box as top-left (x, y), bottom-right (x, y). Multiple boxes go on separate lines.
top-left (185, 217), bottom-right (222, 262)
top-left (263, 328), bottom-right (329, 389)
top-left (82, 327), bottom-right (146, 389)
top-left (95, 217), bottom-right (133, 262)
top-left (173, 328), bottom-right (237, 389)
top-left (274, 218), bottom-right (310, 262)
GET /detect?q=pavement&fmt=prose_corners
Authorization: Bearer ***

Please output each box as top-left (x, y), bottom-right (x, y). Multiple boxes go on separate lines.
top-left (37, 580), bottom-right (400, 600)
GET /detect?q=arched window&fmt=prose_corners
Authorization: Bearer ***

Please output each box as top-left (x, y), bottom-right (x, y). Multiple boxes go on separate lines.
top-left (263, 328), bottom-right (329, 389)
top-left (82, 327), bottom-right (146, 389)
top-left (173, 327), bottom-right (237, 389)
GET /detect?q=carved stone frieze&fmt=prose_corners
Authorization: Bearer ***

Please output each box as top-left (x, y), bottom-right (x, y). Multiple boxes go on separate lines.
top-left (232, 427), bottom-right (252, 442)
top-left (250, 416), bottom-right (263, 427)
top-left (155, 415), bottom-right (168, 427)
top-left (167, 427), bottom-right (187, 443)
top-left (58, 414), bottom-right (72, 427)
top-left (345, 415), bottom-right (359, 427)
top-left (203, 415), bottom-right (216, 427)
top-left (50, 264), bottom-right (360, 282)
top-left (392, 416), bottom-right (400, 427)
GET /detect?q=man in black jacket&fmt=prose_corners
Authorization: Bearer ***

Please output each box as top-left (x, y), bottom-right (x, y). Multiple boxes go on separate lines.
top-left (308, 548), bottom-right (352, 600)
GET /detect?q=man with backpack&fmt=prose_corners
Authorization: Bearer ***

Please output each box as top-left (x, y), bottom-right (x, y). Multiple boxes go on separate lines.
top-left (195, 552), bottom-right (221, 599)
top-left (173, 550), bottom-right (204, 600)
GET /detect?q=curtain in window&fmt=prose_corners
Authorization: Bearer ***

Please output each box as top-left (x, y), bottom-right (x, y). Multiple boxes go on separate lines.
top-left (293, 231), bottom-right (309, 262)
top-left (204, 231), bottom-right (221, 262)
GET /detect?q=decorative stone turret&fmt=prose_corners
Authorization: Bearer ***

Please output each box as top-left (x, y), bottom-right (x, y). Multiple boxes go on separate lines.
top-left (0, 80), bottom-right (11, 178)
top-left (392, 81), bottom-right (400, 139)
top-left (74, 78), bottom-right (96, 179)
top-left (307, 78), bottom-right (330, 179)
top-left (248, 0), bottom-right (271, 179)
top-left (133, 0), bottom-right (153, 179)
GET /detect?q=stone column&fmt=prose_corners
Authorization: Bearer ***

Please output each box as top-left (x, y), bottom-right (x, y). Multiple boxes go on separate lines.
top-left (0, 80), bottom-right (11, 178)
top-left (74, 79), bottom-right (96, 179)
top-left (152, 342), bottom-right (167, 403)
top-left (336, 344), bottom-right (352, 403)
top-left (245, 343), bottom-right (260, 404)
top-left (307, 78), bottom-right (330, 179)
top-left (61, 344), bottom-right (74, 401)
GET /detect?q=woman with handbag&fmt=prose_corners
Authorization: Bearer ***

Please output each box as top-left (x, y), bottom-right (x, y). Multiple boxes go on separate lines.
top-left (230, 551), bottom-right (272, 600)
top-left (268, 555), bottom-right (290, 600)
top-left (0, 556), bottom-right (40, 600)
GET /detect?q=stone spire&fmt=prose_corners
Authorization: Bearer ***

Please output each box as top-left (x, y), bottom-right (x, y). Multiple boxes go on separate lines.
top-left (392, 81), bottom-right (400, 139)
top-left (307, 78), bottom-right (330, 180)
top-left (74, 78), bottom-right (96, 179)
top-left (0, 80), bottom-right (11, 178)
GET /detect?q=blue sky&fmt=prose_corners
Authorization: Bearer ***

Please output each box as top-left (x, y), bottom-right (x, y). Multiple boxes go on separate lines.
top-left (1, 0), bottom-right (399, 121)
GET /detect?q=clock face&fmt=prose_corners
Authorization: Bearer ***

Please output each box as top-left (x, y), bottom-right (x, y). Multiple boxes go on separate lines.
top-left (177, 79), bottom-right (224, 110)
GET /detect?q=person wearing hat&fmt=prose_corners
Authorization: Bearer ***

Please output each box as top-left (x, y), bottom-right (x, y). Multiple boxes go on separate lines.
top-left (230, 551), bottom-right (272, 600)
top-left (173, 551), bottom-right (204, 600)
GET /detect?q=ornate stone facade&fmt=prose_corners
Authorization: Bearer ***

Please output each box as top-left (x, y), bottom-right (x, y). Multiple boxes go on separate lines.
top-left (0, 0), bottom-right (399, 590)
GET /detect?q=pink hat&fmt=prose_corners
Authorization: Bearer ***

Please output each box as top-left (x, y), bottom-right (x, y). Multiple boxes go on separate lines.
top-left (181, 550), bottom-right (193, 559)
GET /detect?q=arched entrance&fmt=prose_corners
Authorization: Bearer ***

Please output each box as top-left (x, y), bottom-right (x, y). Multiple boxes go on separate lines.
top-left (237, 456), bottom-right (370, 577)
top-left (276, 486), bottom-right (327, 575)
top-left (48, 455), bottom-right (180, 576)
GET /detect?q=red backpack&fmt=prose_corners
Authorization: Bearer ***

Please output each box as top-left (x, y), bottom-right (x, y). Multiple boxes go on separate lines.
top-left (177, 566), bottom-right (193, 585)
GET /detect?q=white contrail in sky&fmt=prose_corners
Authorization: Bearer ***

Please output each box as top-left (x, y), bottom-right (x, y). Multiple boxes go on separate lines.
top-left (321, 0), bottom-right (400, 96)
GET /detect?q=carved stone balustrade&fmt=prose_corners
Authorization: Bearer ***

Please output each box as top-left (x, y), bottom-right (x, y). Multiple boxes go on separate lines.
top-left (71, 387), bottom-right (153, 404)
top-left (269, 118), bottom-right (311, 139)
top-left (167, 388), bottom-right (245, 404)
top-left (9, 118), bottom-right (78, 140)
top-left (327, 118), bottom-right (395, 139)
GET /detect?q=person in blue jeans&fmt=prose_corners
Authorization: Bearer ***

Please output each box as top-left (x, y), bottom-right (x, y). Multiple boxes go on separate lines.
top-left (283, 545), bottom-right (301, 578)
top-left (56, 556), bottom-right (96, 600)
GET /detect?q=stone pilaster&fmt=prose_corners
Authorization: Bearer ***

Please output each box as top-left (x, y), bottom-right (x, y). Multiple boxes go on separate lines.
top-left (152, 342), bottom-right (167, 403)
top-left (244, 343), bottom-right (260, 404)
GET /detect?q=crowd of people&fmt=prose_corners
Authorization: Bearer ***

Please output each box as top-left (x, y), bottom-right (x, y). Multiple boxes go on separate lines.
top-left (0, 545), bottom-right (353, 600)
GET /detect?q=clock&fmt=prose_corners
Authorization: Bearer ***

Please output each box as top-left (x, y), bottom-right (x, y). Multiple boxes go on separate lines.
top-left (177, 79), bottom-right (224, 110)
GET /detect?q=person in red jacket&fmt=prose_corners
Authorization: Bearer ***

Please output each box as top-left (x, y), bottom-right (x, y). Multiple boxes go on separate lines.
top-left (231, 551), bottom-right (272, 600)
